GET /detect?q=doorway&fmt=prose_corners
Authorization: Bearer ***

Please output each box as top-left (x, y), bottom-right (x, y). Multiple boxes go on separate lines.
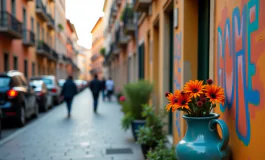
top-left (153, 17), bottom-right (160, 111)
top-left (197, 0), bottom-right (210, 80)
top-left (138, 43), bottom-right (145, 80)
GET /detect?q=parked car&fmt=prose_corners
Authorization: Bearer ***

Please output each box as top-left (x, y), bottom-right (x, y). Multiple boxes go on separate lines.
top-left (29, 80), bottom-right (53, 112)
top-left (58, 79), bottom-right (65, 88)
top-left (0, 71), bottom-right (38, 126)
top-left (82, 80), bottom-right (88, 89)
top-left (74, 80), bottom-right (84, 92)
top-left (30, 76), bottom-right (61, 105)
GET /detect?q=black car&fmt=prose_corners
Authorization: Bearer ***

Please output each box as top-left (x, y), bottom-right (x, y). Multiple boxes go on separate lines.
top-left (30, 80), bottom-right (53, 112)
top-left (0, 71), bottom-right (39, 126)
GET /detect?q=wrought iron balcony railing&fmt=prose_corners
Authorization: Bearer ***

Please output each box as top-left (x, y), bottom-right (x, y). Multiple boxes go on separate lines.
top-left (0, 11), bottom-right (22, 39)
top-left (47, 14), bottom-right (55, 30)
top-left (23, 29), bottom-right (35, 46)
top-left (36, 0), bottom-right (49, 21)
top-left (133, 0), bottom-right (152, 12)
top-left (37, 41), bottom-right (51, 56)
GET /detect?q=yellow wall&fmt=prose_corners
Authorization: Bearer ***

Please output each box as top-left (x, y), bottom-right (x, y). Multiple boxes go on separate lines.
top-left (213, 0), bottom-right (265, 159)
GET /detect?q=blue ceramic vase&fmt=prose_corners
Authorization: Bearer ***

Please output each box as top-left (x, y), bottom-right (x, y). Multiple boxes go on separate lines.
top-left (176, 113), bottom-right (230, 160)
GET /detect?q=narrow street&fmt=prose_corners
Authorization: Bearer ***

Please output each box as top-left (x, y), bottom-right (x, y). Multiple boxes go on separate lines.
top-left (0, 89), bottom-right (144, 160)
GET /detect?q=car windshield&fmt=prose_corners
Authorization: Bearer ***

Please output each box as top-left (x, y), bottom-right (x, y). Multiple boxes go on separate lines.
top-left (30, 80), bottom-right (43, 87)
top-left (0, 77), bottom-right (10, 87)
top-left (42, 78), bottom-right (53, 85)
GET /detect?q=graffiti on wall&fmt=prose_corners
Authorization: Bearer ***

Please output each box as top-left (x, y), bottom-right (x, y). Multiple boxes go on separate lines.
top-left (216, 0), bottom-right (265, 146)
top-left (174, 32), bottom-right (182, 138)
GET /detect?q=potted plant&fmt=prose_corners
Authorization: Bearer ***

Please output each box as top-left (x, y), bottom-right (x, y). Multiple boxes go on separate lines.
top-left (147, 140), bottom-right (176, 160)
top-left (121, 80), bottom-right (153, 141)
top-left (137, 105), bottom-right (167, 158)
top-left (100, 47), bottom-right (105, 57)
top-left (58, 23), bottom-right (64, 31)
top-left (165, 79), bottom-right (230, 160)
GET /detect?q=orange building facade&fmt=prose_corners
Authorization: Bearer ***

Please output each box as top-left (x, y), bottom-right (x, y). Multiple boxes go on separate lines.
top-left (91, 17), bottom-right (105, 80)
top-left (104, 0), bottom-right (265, 159)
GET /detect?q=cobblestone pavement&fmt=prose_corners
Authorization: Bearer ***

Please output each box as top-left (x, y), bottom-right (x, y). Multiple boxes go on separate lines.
top-left (0, 89), bottom-right (144, 160)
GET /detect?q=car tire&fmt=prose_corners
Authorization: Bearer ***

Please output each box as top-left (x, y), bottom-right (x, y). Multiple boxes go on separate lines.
top-left (33, 103), bottom-right (39, 118)
top-left (17, 107), bottom-right (26, 127)
top-left (53, 96), bottom-right (59, 106)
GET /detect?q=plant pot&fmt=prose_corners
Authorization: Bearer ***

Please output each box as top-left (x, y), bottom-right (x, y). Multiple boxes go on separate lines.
top-left (141, 143), bottom-right (157, 159)
top-left (131, 120), bottom-right (145, 141)
top-left (176, 113), bottom-right (230, 160)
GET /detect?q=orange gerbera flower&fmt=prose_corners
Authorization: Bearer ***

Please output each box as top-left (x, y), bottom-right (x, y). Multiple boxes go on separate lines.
top-left (165, 93), bottom-right (178, 111)
top-left (184, 80), bottom-right (205, 98)
top-left (205, 85), bottom-right (225, 105)
top-left (174, 92), bottom-right (191, 110)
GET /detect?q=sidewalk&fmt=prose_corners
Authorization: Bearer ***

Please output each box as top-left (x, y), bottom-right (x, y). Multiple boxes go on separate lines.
top-left (0, 89), bottom-right (144, 160)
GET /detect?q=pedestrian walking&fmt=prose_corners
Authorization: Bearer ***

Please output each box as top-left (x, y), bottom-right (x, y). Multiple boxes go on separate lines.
top-left (101, 77), bottom-right (106, 101)
top-left (60, 76), bottom-right (78, 118)
top-left (106, 77), bottom-right (114, 101)
top-left (89, 74), bottom-right (102, 113)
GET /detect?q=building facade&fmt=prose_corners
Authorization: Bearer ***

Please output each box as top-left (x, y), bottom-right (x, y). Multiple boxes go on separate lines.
top-left (103, 0), bottom-right (265, 159)
top-left (77, 47), bottom-right (91, 80)
top-left (91, 17), bottom-right (105, 79)
top-left (0, 0), bottom-right (58, 78)
top-left (55, 0), bottom-right (68, 79)
top-left (66, 19), bottom-right (79, 79)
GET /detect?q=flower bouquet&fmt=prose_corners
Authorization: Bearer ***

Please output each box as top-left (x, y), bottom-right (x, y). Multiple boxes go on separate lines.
top-left (165, 79), bottom-right (225, 117)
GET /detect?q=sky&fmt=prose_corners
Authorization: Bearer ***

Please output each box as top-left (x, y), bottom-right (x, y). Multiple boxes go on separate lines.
top-left (66, 0), bottom-right (105, 49)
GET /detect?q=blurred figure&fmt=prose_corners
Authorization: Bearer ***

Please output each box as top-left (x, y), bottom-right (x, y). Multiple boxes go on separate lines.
top-left (106, 77), bottom-right (114, 101)
top-left (101, 77), bottom-right (106, 101)
top-left (89, 74), bottom-right (102, 113)
top-left (61, 76), bottom-right (78, 118)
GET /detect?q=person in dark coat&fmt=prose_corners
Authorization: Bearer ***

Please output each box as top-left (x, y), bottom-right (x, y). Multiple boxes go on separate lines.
top-left (61, 76), bottom-right (78, 118)
top-left (101, 77), bottom-right (106, 101)
top-left (89, 74), bottom-right (102, 113)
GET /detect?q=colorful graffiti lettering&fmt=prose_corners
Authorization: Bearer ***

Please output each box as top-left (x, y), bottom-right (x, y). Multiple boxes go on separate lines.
top-left (175, 111), bottom-right (181, 138)
top-left (217, 0), bottom-right (265, 146)
top-left (174, 32), bottom-right (182, 90)
top-left (174, 32), bottom-right (182, 138)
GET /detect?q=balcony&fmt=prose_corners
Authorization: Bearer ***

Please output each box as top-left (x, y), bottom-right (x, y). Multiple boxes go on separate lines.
top-left (36, 0), bottom-right (49, 21)
top-left (47, 14), bottom-right (55, 30)
top-left (110, 3), bottom-right (118, 18)
top-left (111, 43), bottom-right (120, 55)
top-left (119, 31), bottom-right (129, 48)
top-left (121, 6), bottom-right (135, 36)
top-left (116, 0), bottom-right (122, 6)
top-left (22, 30), bottom-right (35, 46)
top-left (124, 20), bottom-right (135, 36)
top-left (50, 49), bottom-right (58, 61)
top-left (133, 0), bottom-right (152, 12)
top-left (91, 54), bottom-right (99, 62)
top-left (36, 41), bottom-right (51, 57)
top-left (0, 11), bottom-right (22, 39)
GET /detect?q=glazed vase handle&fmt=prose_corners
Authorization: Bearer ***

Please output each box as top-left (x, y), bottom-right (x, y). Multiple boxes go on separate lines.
top-left (210, 119), bottom-right (229, 150)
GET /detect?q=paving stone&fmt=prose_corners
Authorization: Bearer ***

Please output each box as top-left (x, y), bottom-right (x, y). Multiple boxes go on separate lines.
top-left (0, 90), bottom-right (144, 160)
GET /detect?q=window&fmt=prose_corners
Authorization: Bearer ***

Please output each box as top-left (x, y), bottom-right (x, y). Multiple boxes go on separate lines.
top-left (37, 22), bottom-right (40, 41)
top-left (13, 56), bottom-right (18, 70)
top-left (24, 60), bottom-right (28, 78)
top-left (11, 0), bottom-right (16, 16)
top-left (31, 17), bottom-right (34, 31)
top-left (32, 62), bottom-right (35, 76)
top-left (0, 77), bottom-right (10, 87)
top-left (0, 0), bottom-right (6, 11)
top-left (38, 64), bottom-right (41, 75)
top-left (4, 53), bottom-right (9, 72)
top-left (42, 27), bottom-right (44, 41)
